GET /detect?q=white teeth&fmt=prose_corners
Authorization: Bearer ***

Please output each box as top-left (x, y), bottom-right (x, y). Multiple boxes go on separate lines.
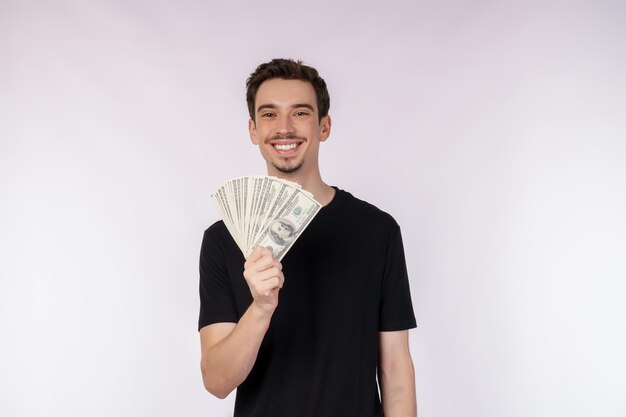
top-left (274, 143), bottom-right (298, 151)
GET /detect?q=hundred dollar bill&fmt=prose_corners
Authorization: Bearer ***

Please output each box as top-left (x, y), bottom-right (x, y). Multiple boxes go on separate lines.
top-left (249, 188), bottom-right (321, 260)
top-left (211, 187), bottom-right (239, 248)
top-left (212, 176), bottom-right (321, 260)
top-left (252, 179), bottom-right (297, 246)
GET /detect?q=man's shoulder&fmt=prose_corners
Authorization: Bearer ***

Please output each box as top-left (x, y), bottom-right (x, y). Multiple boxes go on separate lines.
top-left (200, 220), bottom-right (244, 265)
top-left (335, 188), bottom-right (400, 231)
top-left (204, 219), bottom-right (227, 234)
top-left (203, 220), bottom-right (230, 240)
top-left (202, 220), bottom-right (239, 253)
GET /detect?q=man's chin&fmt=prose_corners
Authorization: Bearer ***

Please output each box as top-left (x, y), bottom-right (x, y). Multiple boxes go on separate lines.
top-left (273, 160), bottom-right (303, 174)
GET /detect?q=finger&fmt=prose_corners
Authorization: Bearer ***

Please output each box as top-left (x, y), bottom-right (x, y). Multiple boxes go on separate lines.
top-left (245, 254), bottom-right (276, 275)
top-left (271, 271), bottom-right (285, 290)
top-left (246, 246), bottom-right (270, 263)
top-left (263, 258), bottom-right (282, 272)
top-left (257, 276), bottom-right (282, 293)
top-left (251, 279), bottom-right (280, 299)
top-left (255, 267), bottom-right (283, 282)
top-left (245, 251), bottom-right (274, 272)
top-left (247, 246), bottom-right (269, 262)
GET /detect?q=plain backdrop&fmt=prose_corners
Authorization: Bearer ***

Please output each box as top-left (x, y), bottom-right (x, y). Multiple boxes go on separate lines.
top-left (1, 0), bottom-right (625, 416)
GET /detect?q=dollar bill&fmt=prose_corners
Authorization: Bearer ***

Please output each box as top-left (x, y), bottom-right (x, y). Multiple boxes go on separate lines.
top-left (250, 188), bottom-right (321, 260)
top-left (211, 176), bottom-right (322, 260)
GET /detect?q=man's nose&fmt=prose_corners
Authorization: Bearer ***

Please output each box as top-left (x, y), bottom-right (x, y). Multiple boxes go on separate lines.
top-left (276, 115), bottom-right (295, 134)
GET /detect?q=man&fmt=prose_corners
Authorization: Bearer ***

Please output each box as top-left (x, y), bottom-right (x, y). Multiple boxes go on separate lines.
top-left (199, 58), bottom-right (417, 416)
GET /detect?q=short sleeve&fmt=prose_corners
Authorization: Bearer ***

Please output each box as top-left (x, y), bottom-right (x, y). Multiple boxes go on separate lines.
top-left (379, 226), bottom-right (417, 331)
top-left (198, 223), bottom-right (239, 330)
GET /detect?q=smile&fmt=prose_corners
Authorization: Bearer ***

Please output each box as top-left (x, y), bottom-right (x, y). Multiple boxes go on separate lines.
top-left (274, 143), bottom-right (298, 151)
top-left (270, 140), bottom-right (303, 155)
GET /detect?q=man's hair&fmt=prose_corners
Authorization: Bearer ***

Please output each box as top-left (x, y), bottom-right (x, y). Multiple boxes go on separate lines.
top-left (246, 58), bottom-right (330, 123)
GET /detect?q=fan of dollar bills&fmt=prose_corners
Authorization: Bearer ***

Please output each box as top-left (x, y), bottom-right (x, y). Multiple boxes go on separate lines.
top-left (211, 176), bottom-right (322, 260)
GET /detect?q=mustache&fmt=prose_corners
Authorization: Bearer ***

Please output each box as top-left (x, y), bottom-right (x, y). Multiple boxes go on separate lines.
top-left (265, 133), bottom-right (306, 143)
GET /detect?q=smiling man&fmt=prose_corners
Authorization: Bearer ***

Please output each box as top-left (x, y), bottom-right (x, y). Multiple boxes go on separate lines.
top-left (198, 59), bottom-right (417, 417)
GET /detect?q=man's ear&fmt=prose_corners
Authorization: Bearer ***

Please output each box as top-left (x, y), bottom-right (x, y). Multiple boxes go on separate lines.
top-left (248, 119), bottom-right (259, 144)
top-left (319, 115), bottom-right (332, 142)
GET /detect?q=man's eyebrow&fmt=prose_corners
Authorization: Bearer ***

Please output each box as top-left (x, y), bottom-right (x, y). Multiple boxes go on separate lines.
top-left (256, 103), bottom-right (277, 113)
top-left (256, 103), bottom-right (316, 113)
top-left (292, 103), bottom-right (315, 111)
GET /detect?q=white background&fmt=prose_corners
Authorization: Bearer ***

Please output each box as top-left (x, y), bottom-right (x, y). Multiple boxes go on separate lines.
top-left (1, 0), bottom-right (625, 416)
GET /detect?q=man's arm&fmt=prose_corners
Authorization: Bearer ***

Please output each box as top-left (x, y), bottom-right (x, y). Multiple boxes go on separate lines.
top-left (200, 247), bottom-right (283, 398)
top-left (378, 330), bottom-right (417, 417)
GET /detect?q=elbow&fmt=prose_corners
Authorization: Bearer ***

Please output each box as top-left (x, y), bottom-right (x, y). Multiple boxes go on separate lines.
top-left (204, 384), bottom-right (231, 400)
top-left (201, 364), bottom-right (234, 399)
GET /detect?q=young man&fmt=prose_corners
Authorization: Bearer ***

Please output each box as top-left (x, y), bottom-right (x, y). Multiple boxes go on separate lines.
top-left (199, 59), bottom-right (417, 416)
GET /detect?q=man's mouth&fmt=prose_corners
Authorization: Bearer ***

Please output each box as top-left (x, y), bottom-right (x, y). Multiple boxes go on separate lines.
top-left (269, 140), bottom-right (303, 155)
top-left (274, 143), bottom-right (298, 151)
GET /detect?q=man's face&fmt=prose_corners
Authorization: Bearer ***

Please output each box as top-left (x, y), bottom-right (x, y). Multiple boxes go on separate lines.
top-left (248, 78), bottom-right (331, 176)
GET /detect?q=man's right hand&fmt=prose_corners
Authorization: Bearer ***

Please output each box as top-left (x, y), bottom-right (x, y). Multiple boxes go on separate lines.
top-left (243, 246), bottom-right (284, 314)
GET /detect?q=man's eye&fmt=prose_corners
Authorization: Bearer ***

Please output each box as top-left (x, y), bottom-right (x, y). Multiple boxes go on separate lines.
top-left (295, 111), bottom-right (309, 116)
top-left (261, 112), bottom-right (275, 118)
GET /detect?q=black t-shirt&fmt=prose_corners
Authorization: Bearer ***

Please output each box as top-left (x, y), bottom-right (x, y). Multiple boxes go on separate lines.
top-left (199, 188), bottom-right (417, 417)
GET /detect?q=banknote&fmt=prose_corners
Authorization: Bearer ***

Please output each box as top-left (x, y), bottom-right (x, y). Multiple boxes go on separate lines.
top-left (211, 176), bottom-right (322, 260)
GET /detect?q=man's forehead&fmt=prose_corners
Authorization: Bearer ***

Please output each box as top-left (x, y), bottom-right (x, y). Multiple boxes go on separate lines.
top-left (255, 78), bottom-right (317, 108)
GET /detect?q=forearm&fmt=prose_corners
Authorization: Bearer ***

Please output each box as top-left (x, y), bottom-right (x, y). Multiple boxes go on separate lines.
top-left (379, 330), bottom-right (417, 417)
top-left (380, 364), bottom-right (417, 417)
top-left (201, 303), bottom-right (272, 398)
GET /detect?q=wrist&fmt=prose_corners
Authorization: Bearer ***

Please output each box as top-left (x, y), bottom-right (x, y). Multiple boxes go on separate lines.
top-left (249, 301), bottom-right (275, 324)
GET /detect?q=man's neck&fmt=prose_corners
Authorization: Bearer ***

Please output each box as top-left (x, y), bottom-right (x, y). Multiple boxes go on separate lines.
top-left (300, 180), bottom-right (335, 207)
top-left (268, 169), bottom-right (335, 206)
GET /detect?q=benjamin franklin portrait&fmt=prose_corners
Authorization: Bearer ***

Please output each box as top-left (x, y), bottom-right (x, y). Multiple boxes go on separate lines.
top-left (268, 218), bottom-right (296, 246)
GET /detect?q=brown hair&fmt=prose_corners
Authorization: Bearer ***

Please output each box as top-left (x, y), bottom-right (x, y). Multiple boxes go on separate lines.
top-left (246, 58), bottom-right (330, 122)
